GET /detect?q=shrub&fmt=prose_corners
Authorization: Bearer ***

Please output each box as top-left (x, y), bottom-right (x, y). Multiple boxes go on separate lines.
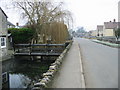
top-left (115, 28), bottom-right (120, 41)
top-left (8, 28), bottom-right (35, 44)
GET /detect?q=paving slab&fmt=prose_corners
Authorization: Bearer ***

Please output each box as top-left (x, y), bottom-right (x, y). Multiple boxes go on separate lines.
top-left (50, 41), bottom-right (83, 88)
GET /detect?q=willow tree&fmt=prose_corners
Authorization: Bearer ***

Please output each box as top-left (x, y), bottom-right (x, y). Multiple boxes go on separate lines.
top-left (12, 0), bottom-right (73, 44)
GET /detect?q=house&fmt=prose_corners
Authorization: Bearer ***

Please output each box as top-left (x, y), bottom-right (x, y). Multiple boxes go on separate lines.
top-left (0, 7), bottom-right (8, 90)
top-left (84, 31), bottom-right (91, 38)
top-left (7, 21), bottom-right (15, 28)
top-left (90, 30), bottom-right (97, 37)
top-left (103, 19), bottom-right (118, 37)
top-left (97, 25), bottom-right (103, 37)
top-left (7, 21), bottom-right (15, 49)
top-left (0, 7), bottom-right (8, 61)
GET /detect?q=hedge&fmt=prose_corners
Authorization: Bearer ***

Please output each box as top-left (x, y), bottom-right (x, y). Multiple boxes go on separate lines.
top-left (8, 28), bottom-right (35, 44)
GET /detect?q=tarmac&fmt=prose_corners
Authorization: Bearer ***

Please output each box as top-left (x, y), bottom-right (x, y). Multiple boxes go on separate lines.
top-left (50, 40), bottom-right (85, 88)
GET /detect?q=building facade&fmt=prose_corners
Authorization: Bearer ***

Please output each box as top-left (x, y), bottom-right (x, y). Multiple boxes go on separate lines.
top-left (0, 7), bottom-right (8, 61)
top-left (90, 30), bottom-right (97, 36)
top-left (103, 20), bottom-right (118, 37)
top-left (7, 21), bottom-right (15, 28)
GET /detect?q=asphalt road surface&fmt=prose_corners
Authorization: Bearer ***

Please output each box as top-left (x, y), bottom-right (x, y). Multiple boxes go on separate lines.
top-left (76, 38), bottom-right (118, 88)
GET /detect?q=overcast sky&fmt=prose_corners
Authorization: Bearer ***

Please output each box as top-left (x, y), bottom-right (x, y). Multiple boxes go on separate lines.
top-left (63, 0), bottom-right (120, 31)
top-left (0, 0), bottom-right (120, 31)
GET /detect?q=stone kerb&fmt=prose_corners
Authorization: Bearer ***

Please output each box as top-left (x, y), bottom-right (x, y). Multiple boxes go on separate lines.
top-left (93, 40), bottom-right (120, 48)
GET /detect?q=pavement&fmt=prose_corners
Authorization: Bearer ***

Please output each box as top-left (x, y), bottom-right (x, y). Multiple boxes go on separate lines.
top-left (50, 40), bottom-right (85, 88)
top-left (77, 38), bottom-right (118, 88)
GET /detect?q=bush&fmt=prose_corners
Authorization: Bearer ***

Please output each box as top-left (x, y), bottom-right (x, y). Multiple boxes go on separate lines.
top-left (115, 28), bottom-right (120, 40)
top-left (8, 28), bottom-right (35, 44)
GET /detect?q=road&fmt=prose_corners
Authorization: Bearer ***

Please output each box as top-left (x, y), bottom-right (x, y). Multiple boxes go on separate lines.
top-left (76, 38), bottom-right (118, 88)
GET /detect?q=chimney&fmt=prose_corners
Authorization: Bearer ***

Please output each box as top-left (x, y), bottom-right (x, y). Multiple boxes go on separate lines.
top-left (113, 19), bottom-right (116, 22)
top-left (16, 22), bottom-right (19, 26)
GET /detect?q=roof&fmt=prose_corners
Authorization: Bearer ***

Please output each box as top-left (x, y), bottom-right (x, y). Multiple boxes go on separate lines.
top-left (97, 25), bottom-right (103, 31)
top-left (104, 22), bottom-right (119, 29)
top-left (7, 21), bottom-right (15, 26)
top-left (0, 7), bottom-right (8, 18)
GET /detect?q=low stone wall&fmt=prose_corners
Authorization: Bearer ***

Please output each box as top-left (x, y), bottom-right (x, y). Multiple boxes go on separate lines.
top-left (32, 41), bottom-right (73, 90)
top-left (2, 50), bottom-right (13, 61)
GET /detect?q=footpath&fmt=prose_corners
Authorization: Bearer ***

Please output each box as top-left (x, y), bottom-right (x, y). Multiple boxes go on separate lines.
top-left (50, 40), bottom-right (85, 88)
top-left (92, 39), bottom-right (120, 48)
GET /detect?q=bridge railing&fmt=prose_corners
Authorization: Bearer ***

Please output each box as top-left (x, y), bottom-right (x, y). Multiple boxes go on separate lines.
top-left (13, 44), bottom-right (66, 56)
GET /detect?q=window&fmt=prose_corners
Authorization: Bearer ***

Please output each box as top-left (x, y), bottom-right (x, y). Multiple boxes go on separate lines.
top-left (0, 37), bottom-right (6, 48)
top-left (2, 72), bottom-right (8, 84)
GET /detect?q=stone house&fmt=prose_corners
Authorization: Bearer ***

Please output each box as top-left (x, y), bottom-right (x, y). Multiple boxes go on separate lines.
top-left (103, 20), bottom-right (118, 37)
top-left (0, 7), bottom-right (8, 61)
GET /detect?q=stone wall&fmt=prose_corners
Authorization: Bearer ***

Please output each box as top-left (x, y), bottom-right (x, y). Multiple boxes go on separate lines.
top-left (0, 8), bottom-right (8, 61)
top-left (33, 41), bottom-right (73, 89)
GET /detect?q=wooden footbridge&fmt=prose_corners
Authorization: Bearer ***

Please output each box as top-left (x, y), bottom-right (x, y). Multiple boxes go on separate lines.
top-left (13, 43), bottom-right (66, 57)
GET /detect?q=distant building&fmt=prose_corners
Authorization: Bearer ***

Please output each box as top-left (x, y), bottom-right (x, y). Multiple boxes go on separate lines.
top-left (103, 19), bottom-right (118, 36)
top-left (97, 25), bottom-right (103, 37)
top-left (7, 21), bottom-right (15, 28)
top-left (90, 30), bottom-right (97, 36)
top-left (89, 19), bottom-right (119, 38)
top-left (84, 31), bottom-right (92, 38)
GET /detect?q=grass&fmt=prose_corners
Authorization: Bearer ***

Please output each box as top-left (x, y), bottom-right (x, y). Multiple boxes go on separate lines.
top-left (92, 40), bottom-right (119, 48)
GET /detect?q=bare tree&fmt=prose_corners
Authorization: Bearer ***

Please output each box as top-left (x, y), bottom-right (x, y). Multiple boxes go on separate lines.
top-left (12, 0), bottom-right (73, 44)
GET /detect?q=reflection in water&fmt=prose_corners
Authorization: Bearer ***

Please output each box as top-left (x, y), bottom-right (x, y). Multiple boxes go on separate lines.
top-left (9, 74), bottom-right (30, 88)
top-left (2, 57), bottom-right (54, 89)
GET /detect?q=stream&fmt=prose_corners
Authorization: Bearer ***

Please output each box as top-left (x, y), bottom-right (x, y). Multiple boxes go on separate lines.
top-left (2, 56), bottom-right (55, 89)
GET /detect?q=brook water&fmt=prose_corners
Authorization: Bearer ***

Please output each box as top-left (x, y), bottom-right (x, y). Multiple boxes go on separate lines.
top-left (2, 57), bottom-right (55, 89)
